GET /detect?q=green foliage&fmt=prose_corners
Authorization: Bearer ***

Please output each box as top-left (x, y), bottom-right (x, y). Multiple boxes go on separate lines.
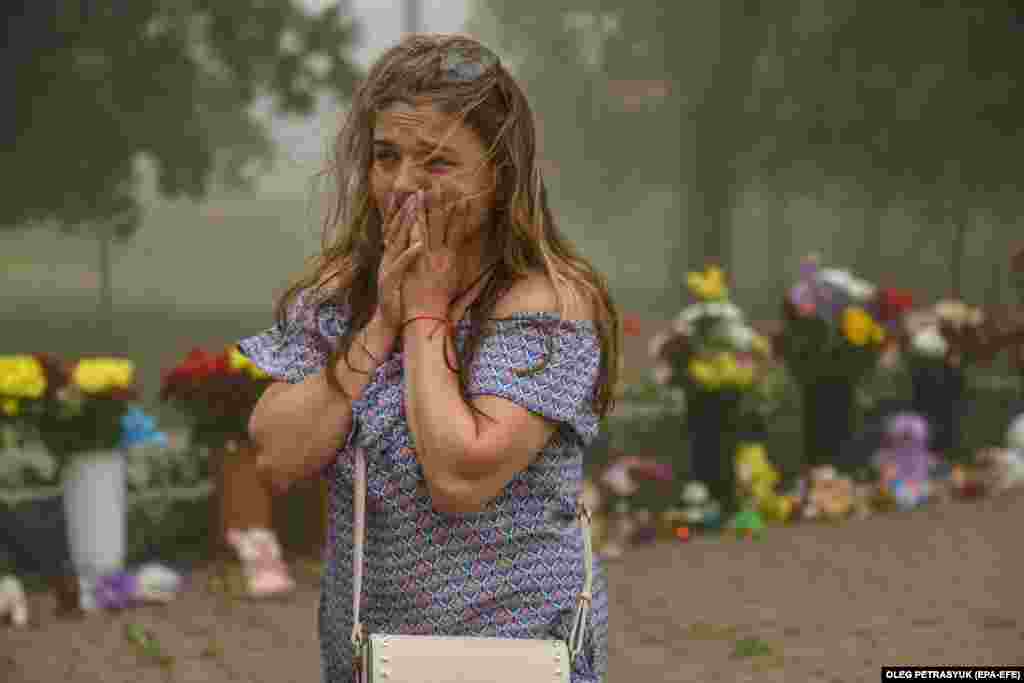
top-left (4, 0), bottom-right (361, 235)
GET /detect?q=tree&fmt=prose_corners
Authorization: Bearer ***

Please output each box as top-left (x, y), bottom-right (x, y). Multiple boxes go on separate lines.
top-left (4, 0), bottom-right (360, 340)
top-left (471, 1), bottom-right (1023, 314)
top-left (4, 0), bottom-right (361, 234)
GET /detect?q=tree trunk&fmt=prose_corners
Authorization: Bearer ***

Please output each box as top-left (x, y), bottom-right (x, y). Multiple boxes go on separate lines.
top-left (97, 225), bottom-right (114, 344)
top-left (950, 209), bottom-right (968, 298)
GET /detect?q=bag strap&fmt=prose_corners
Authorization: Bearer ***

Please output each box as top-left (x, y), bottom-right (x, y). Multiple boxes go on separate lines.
top-left (350, 446), bottom-right (594, 664)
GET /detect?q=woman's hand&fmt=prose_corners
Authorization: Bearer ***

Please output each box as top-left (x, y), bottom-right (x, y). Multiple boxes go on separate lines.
top-left (375, 192), bottom-right (424, 332)
top-left (401, 185), bottom-right (471, 319)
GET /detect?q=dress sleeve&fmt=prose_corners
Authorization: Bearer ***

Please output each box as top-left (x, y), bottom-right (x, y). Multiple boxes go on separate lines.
top-left (465, 315), bottom-right (603, 446)
top-left (236, 288), bottom-right (350, 384)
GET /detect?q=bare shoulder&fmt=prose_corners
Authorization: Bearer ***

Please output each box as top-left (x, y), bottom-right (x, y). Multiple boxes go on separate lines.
top-left (492, 271), bottom-right (595, 322)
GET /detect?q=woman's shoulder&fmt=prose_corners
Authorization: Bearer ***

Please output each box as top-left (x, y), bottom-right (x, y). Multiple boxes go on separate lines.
top-left (491, 270), bottom-right (595, 324)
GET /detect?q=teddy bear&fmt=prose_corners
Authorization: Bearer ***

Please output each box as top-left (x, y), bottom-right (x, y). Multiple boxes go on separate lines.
top-left (871, 412), bottom-right (939, 510)
top-left (0, 575), bottom-right (28, 628)
top-left (225, 527), bottom-right (295, 598)
top-left (803, 465), bottom-right (854, 520)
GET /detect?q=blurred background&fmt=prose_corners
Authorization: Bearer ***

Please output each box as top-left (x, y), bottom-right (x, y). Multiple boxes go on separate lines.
top-left (4, 1), bottom-right (1022, 420)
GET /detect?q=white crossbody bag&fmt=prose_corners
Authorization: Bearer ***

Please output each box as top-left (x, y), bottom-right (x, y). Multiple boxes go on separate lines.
top-left (350, 446), bottom-right (594, 683)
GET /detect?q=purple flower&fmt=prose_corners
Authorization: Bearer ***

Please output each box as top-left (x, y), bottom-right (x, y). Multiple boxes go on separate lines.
top-left (93, 571), bottom-right (139, 610)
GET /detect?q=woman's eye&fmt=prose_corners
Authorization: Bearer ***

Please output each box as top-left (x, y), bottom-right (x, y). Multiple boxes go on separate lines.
top-left (426, 158), bottom-right (454, 171)
top-left (374, 150), bottom-right (397, 163)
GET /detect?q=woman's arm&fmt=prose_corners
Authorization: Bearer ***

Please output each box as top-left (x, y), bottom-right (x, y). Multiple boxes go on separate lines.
top-left (403, 275), bottom-right (574, 514)
top-left (250, 314), bottom-right (396, 493)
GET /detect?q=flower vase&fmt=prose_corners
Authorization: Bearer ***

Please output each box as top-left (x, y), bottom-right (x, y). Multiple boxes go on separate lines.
top-left (909, 364), bottom-right (966, 455)
top-left (687, 393), bottom-right (740, 516)
top-left (214, 441), bottom-right (273, 559)
top-left (801, 379), bottom-right (857, 469)
top-left (62, 449), bottom-right (126, 593)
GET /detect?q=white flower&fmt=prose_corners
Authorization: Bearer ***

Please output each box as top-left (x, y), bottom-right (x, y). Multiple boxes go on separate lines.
top-left (723, 322), bottom-right (755, 351)
top-left (818, 268), bottom-right (875, 301)
top-left (911, 324), bottom-right (948, 358)
top-left (651, 362), bottom-right (673, 386)
top-left (648, 331), bottom-right (670, 358)
top-left (680, 303), bottom-right (706, 324)
top-left (818, 268), bottom-right (852, 290)
top-left (846, 276), bottom-right (876, 301)
top-left (681, 481), bottom-right (709, 505)
top-left (704, 301), bottom-right (743, 321)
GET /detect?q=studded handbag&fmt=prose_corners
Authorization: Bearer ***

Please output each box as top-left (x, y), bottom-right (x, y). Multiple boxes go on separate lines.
top-left (349, 447), bottom-right (594, 683)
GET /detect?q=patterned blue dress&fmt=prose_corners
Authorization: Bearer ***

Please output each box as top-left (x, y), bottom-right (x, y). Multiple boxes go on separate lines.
top-left (238, 289), bottom-right (609, 682)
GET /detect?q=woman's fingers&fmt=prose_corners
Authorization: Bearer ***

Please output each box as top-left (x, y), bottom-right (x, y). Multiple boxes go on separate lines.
top-left (381, 240), bottom-right (425, 286)
top-left (384, 193), bottom-right (418, 257)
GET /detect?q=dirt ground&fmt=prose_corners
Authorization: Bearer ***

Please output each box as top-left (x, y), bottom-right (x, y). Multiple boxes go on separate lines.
top-left (4, 489), bottom-right (1022, 683)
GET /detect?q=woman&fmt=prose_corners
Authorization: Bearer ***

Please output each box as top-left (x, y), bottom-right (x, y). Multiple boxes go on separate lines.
top-left (238, 34), bottom-right (618, 682)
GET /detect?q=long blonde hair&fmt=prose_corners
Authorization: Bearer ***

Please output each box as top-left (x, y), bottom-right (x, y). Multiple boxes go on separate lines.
top-left (276, 34), bottom-right (620, 419)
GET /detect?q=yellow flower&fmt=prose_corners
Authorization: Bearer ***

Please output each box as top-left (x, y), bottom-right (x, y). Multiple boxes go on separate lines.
top-left (688, 358), bottom-right (720, 389)
top-left (751, 334), bottom-right (771, 357)
top-left (686, 266), bottom-right (728, 301)
top-left (228, 347), bottom-right (270, 380)
top-left (2, 398), bottom-right (19, 416)
top-left (841, 307), bottom-right (876, 346)
top-left (0, 355), bottom-right (46, 399)
top-left (72, 358), bottom-right (135, 394)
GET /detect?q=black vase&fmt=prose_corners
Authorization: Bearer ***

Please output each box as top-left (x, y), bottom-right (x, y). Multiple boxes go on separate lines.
top-left (910, 363), bottom-right (967, 454)
top-left (0, 494), bottom-right (75, 577)
top-left (801, 379), bottom-right (857, 469)
top-left (686, 393), bottom-right (740, 514)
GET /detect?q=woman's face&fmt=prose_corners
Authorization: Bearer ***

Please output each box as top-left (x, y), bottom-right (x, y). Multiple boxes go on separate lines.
top-left (371, 101), bottom-right (496, 248)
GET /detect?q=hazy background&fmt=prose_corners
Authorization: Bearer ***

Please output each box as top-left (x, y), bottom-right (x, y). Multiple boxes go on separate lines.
top-left (4, 1), bottom-right (1022, 423)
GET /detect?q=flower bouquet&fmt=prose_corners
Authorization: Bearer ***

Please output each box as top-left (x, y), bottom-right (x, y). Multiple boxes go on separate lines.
top-left (0, 354), bottom-right (49, 451)
top-left (36, 356), bottom-right (139, 465)
top-left (778, 255), bottom-right (906, 469)
top-left (902, 299), bottom-right (987, 454)
top-left (160, 346), bottom-right (271, 450)
top-left (161, 346), bottom-right (273, 557)
top-left (649, 265), bottom-right (774, 513)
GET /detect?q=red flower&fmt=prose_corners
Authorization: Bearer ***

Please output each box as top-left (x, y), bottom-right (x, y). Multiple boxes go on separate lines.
top-left (875, 287), bottom-right (915, 322)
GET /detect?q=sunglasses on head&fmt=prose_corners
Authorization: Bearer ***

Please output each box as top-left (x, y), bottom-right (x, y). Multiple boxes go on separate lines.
top-left (438, 44), bottom-right (500, 83)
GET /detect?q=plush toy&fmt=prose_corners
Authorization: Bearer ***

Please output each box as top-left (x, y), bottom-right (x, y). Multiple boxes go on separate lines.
top-left (598, 500), bottom-right (636, 560)
top-left (134, 563), bottom-right (184, 604)
top-left (226, 528), bottom-right (295, 598)
top-left (803, 465), bottom-right (854, 520)
top-left (0, 575), bottom-right (28, 628)
top-left (727, 507), bottom-right (765, 540)
top-left (680, 481), bottom-right (722, 530)
top-left (872, 413), bottom-right (938, 509)
top-left (734, 443), bottom-right (793, 523)
top-left (975, 447), bottom-right (1024, 495)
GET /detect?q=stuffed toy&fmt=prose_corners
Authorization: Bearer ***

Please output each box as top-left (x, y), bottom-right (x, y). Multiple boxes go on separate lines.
top-left (0, 575), bottom-right (28, 628)
top-left (735, 443), bottom-right (793, 523)
top-left (226, 528), bottom-right (295, 598)
top-left (803, 465), bottom-right (854, 520)
top-left (975, 447), bottom-right (1024, 495)
top-left (598, 500), bottom-right (636, 560)
top-left (871, 412), bottom-right (938, 509)
top-left (680, 481), bottom-right (722, 530)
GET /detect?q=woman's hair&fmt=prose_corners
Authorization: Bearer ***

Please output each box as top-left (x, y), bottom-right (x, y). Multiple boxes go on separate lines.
top-left (275, 33), bottom-right (620, 419)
